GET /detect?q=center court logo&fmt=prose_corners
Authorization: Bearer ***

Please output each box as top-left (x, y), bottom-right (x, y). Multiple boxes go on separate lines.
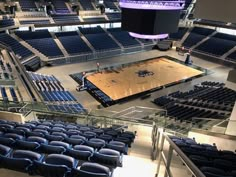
top-left (136, 70), bottom-right (154, 77)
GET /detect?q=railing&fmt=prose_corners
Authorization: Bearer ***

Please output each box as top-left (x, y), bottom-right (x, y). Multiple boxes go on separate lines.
top-left (155, 132), bottom-right (206, 177)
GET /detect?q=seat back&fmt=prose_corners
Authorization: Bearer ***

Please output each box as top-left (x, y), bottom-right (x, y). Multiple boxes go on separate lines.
top-left (34, 160), bottom-right (69, 177)
top-left (15, 140), bottom-right (40, 151)
top-left (0, 156), bottom-right (32, 172)
top-left (0, 137), bottom-right (15, 147)
top-left (71, 168), bottom-right (109, 177)
top-left (13, 150), bottom-right (42, 161)
top-left (0, 144), bottom-right (12, 156)
top-left (79, 162), bottom-right (110, 176)
top-left (39, 144), bottom-right (66, 154)
top-left (27, 136), bottom-right (48, 144)
top-left (45, 154), bottom-right (76, 168)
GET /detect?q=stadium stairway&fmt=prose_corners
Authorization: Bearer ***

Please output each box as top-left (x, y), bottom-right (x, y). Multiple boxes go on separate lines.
top-left (190, 31), bottom-right (217, 50)
top-left (105, 29), bottom-right (124, 51)
top-left (221, 46), bottom-right (236, 59)
top-left (179, 29), bottom-right (191, 45)
top-left (10, 33), bottom-right (49, 61)
top-left (51, 33), bottom-right (69, 58)
top-left (65, 2), bottom-right (73, 13)
top-left (79, 34), bottom-right (96, 53)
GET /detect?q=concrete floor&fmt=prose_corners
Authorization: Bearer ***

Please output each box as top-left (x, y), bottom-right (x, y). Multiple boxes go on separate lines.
top-left (1, 49), bottom-right (232, 177)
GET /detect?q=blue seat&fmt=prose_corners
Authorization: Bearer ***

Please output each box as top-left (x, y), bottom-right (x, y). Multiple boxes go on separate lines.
top-left (70, 135), bottom-right (87, 141)
top-left (83, 131), bottom-right (96, 139)
top-left (86, 138), bottom-right (106, 149)
top-left (39, 144), bottom-right (66, 154)
top-left (4, 133), bottom-right (24, 140)
top-left (0, 144), bottom-right (12, 156)
top-left (106, 141), bottom-right (128, 155)
top-left (189, 155), bottom-right (213, 167)
top-left (34, 154), bottom-right (78, 177)
top-left (71, 162), bottom-right (111, 177)
top-left (0, 150), bottom-right (43, 173)
top-left (45, 134), bottom-right (64, 141)
top-left (27, 136), bottom-right (48, 144)
top-left (6, 128), bottom-right (25, 136)
top-left (66, 145), bottom-right (94, 161)
top-left (15, 140), bottom-right (40, 151)
top-left (98, 134), bottom-right (113, 143)
top-left (91, 148), bottom-right (122, 168)
top-left (0, 137), bottom-right (15, 147)
top-left (67, 130), bottom-right (81, 136)
top-left (64, 137), bottom-right (84, 146)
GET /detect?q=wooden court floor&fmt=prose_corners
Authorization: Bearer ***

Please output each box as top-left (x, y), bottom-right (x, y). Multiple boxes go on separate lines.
top-left (86, 58), bottom-right (204, 101)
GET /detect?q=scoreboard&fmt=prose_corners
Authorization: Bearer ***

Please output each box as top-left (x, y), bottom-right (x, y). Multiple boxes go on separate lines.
top-left (120, 0), bottom-right (185, 39)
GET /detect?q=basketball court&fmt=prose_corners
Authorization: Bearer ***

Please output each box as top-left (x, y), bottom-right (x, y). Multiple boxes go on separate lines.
top-left (86, 57), bottom-right (205, 101)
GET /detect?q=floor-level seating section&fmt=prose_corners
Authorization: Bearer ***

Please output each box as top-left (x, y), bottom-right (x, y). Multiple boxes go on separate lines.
top-left (19, 20), bottom-right (51, 25)
top-left (0, 19), bottom-right (15, 28)
top-left (195, 33), bottom-right (236, 57)
top-left (170, 136), bottom-right (236, 177)
top-left (15, 30), bottom-right (63, 58)
top-left (0, 119), bottom-right (136, 176)
top-left (79, 0), bottom-right (95, 10)
top-left (166, 104), bottom-right (227, 121)
top-left (106, 13), bottom-right (121, 20)
top-left (51, 0), bottom-right (70, 13)
top-left (86, 79), bottom-right (113, 107)
top-left (28, 71), bottom-right (86, 113)
top-left (108, 28), bottom-right (141, 48)
top-left (182, 27), bottom-right (215, 48)
top-left (169, 27), bottom-right (189, 41)
top-left (201, 81), bottom-right (225, 88)
top-left (19, 0), bottom-right (37, 11)
top-left (47, 103), bottom-right (84, 114)
top-left (0, 33), bottom-right (33, 60)
top-left (52, 14), bottom-right (80, 23)
top-left (71, 73), bottom-right (114, 107)
top-left (153, 81), bottom-right (235, 121)
top-left (55, 32), bottom-right (92, 55)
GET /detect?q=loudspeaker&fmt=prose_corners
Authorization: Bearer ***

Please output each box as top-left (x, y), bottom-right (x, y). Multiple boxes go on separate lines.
top-left (121, 8), bottom-right (181, 35)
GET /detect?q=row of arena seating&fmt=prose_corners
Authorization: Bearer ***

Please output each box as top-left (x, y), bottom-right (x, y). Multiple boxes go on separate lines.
top-left (169, 27), bottom-right (189, 41)
top-left (195, 33), bottom-right (236, 57)
top-left (13, 27), bottom-right (153, 59)
top-left (179, 27), bottom-right (236, 63)
top-left (51, 14), bottom-right (80, 23)
top-left (182, 27), bottom-right (216, 48)
top-left (28, 71), bottom-right (86, 114)
top-left (51, 0), bottom-right (70, 14)
top-left (71, 73), bottom-right (114, 107)
top-left (55, 31), bottom-right (92, 55)
top-left (165, 104), bottom-right (227, 121)
top-left (0, 86), bottom-right (19, 103)
top-left (170, 136), bottom-right (236, 177)
top-left (0, 119), bottom-right (135, 176)
top-left (19, 0), bottom-right (37, 11)
top-left (153, 81), bottom-right (234, 121)
top-left (0, 33), bottom-right (34, 60)
top-left (0, 18), bottom-right (15, 28)
top-left (15, 30), bottom-right (63, 58)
